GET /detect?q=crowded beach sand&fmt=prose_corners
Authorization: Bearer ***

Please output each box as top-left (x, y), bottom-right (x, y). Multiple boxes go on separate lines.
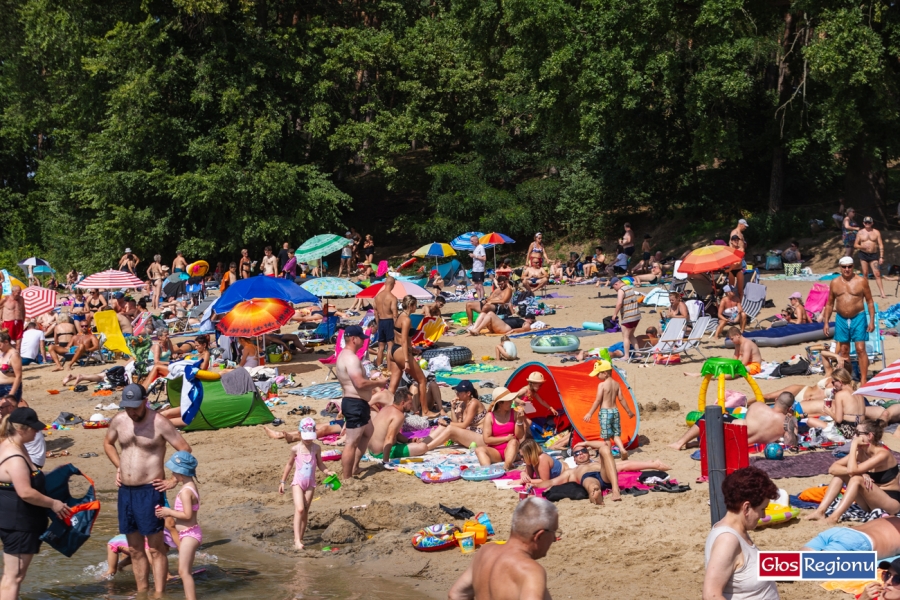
top-left (8, 248), bottom-right (896, 599)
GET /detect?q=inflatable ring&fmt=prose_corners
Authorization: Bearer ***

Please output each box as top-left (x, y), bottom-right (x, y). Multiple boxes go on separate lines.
top-left (187, 260), bottom-right (209, 277)
top-left (420, 467), bottom-right (461, 484)
top-left (82, 420), bottom-right (110, 429)
top-left (757, 504), bottom-right (800, 527)
top-left (461, 465), bottom-right (505, 481)
top-left (195, 369), bottom-right (221, 382)
top-left (530, 335), bottom-right (580, 354)
top-left (411, 523), bottom-right (460, 551)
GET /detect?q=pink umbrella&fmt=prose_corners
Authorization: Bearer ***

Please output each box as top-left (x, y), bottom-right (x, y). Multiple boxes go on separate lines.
top-left (76, 270), bottom-right (144, 289)
top-left (21, 287), bottom-right (56, 319)
top-left (356, 280), bottom-right (433, 301)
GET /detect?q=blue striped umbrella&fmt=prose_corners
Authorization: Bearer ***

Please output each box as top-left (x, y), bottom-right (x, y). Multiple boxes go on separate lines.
top-left (450, 232), bottom-right (494, 251)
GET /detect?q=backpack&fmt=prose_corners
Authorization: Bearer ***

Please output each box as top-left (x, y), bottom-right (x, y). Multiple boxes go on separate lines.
top-left (105, 366), bottom-right (128, 388)
top-left (602, 316), bottom-right (620, 333)
top-left (771, 358), bottom-right (810, 378)
top-left (41, 464), bottom-right (100, 557)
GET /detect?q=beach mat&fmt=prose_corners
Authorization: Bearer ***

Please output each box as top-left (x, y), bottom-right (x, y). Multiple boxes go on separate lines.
top-left (751, 450), bottom-right (900, 479)
top-left (286, 382), bottom-right (343, 399)
top-left (509, 327), bottom-right (585, 339)
top-left (445, 364), bottom-right (509, 375)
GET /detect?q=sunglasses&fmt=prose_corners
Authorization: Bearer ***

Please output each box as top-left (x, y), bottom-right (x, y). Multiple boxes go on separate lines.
top-left (840, 266), bottom-right (854, 270)
top-left (572, 449), bottom-right (589, 457)
top-left (883, 571), bottom-right (900, 585)
top-left (855, 430), bottom-right (871, 436)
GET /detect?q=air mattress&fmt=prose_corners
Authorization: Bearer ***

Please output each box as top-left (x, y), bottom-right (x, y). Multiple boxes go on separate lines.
top-left (530, 335), bottom-right (580, 354)
top-left (723, 322), bottom-right (834, 348)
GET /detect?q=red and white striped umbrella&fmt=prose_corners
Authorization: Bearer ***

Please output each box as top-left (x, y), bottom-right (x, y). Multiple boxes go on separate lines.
top-left (76, 270), bottom-right (144, 289)
top-left (21, 286), bottom-right (57, 319)
top-left (856, 358), bottom-right (900, 400)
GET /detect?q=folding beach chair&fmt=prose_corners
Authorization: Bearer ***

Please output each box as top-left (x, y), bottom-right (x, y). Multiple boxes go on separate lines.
top-left (92, 311), bottom-right (133, 359)
top-left (805, 283), bottom-right (829, 319)
top-left (300, 316), bottom-right (340, 344)
top-left (677, 315), bottom-right (710, 361)
top-left (672, 260), bottom-right (689, 282)
top-left (741, 282), bottom-right (767, 329)
top-left (633, 318), bottom-right (686, 364)
top-left (687, 273), bottom-right (718, 314)
top-left (319, 329), bottom-right (370, 380)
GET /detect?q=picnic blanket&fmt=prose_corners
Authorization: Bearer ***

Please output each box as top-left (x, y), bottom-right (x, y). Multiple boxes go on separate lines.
top-left (286, 382), bottom-right (343, 399)
top-left (752, 450), bottom-right (900, 479)
top-left (510, 327), bottom-right (585, 339)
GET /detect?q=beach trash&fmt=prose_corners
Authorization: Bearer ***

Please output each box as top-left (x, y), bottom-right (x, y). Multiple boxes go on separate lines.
top-left (455, 531), bottom-right (476, 554)
top-left (323, 474), bottom-right (341, 490)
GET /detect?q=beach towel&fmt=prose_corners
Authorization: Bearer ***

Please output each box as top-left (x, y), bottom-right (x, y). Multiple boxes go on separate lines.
top-left (287, 382), bottom-right (343, 399)
top-left (445, 364), bottom-right (510, 375)
top-left (788, 495), bottom-right (819, 510)
top-left (93, 310), bottom-right (133, 357)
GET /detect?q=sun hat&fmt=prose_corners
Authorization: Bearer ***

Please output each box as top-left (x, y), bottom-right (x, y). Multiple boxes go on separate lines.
top-left (165, 451), bottom-right (198, 478)
top-left (526, 372), bottom-right (545, 384)
top-left (738, 219), bottom-right (749, 227)
top-left (789, 292), bottom-right (802, 299)
top-left (487, 386), bottom-right (516, 412)
top-left (124, 248), bottom-right (132, 253)
top-left (120, 384), bottom-right (147, 409)
top-left (9, 407), bottom-right (45, 431)
top-left (589, 360), bottom-right (613, 377)
top-left (839, 256), bottom-right (854, 267)
top-left (299, 417), bottom-right (317, 440)
top-left (452, 380), bottom-right (478, 398)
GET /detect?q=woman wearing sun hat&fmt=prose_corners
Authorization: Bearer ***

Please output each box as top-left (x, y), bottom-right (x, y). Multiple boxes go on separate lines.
top-left (475, 387), bottom-right (526, 470)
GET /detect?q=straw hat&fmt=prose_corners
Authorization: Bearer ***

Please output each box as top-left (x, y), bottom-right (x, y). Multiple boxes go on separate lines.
top-left (526, 372), bottom-right (545, 384)
top-left (487, 386), bottom-right (516, 412)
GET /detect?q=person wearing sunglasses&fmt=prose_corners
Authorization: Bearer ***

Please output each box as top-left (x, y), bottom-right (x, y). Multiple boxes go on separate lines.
top-left (860, 557), bottom-right (900, 600)
top-left (448, 497), bottom-right (558, 600)
top-left (806, 420), bottom-right (900, 523)
top-left (824, 255), bottom-right (875, 385)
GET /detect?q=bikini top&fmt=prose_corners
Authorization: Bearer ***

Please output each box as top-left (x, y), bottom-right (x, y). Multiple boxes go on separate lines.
top-left (88, 299), bottom-right (103, 310)
top-left (869, 464), bottom-right (900, 485)
top-left (173, 486), bottom-right (200, 512)
top-left (531, 243), bottom-right (544, 254)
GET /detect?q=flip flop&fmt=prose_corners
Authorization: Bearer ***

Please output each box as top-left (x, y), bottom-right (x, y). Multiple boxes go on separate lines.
top-left (625, 487), bottom-right (649, 496)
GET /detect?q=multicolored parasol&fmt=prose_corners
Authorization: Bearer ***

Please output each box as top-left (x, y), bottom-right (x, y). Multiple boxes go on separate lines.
top-left (679, 246), bottom-right (744, 274)
top-left (216, 298), bottom-right (295, 337)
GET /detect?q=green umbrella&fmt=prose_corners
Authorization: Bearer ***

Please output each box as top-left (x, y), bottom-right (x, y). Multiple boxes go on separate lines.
top-left (293, 234), bottom-right (349, 265)
top-left (301, 277), bottom-right (362, 298)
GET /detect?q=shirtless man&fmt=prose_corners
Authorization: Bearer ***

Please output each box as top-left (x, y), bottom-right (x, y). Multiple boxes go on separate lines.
top-left (522, 257), bottom-right (548, 293)
top-left (368, 387), bottom-right (429, 463)
top-left (448, 497), bottom-right (557, 600)
top-left (669, 391), bottom-right (794, 450)
top-left (714, 285), bottom-right (747, 338)
top-left (112, 307), bottom-right (134, 335)
top-left (104, 384), bottom-right (191, 594)
top-left (855, 216), bottom-right (886, 298)
top-left (118, 249), bottom-right (140, 276)
top-left (620, 222), bottom-right (635, 264)
top-left (825, 256), bottom-right (875, 385)
top-left (336, 325), bottom-right (388, 478)
top-left (467, 312), bottom-right (534, 336)
top-left (803, 516), bottom-right (900, 559)
top-left (730, 218), bottom-right (749, 253)
top-left (422, 296), bottom-right (445, 318)
top-left (171, 250), bottom-right (188, 274)
top-left (465, 276), bottom-right (513, 324)
top-left (374, 276), bottom-right (399, 366)
top-left (684, 326), bottom-right (761, 379)
top-left (1, 285), bottom-right (25, 342)
top-left (260, 246), bottom-right (278, 277)
top-left (527, 440), bottom-right (622, 504)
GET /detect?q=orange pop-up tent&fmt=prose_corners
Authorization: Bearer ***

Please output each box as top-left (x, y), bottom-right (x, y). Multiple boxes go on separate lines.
top-left (504, 361), bottom-right (641, 449)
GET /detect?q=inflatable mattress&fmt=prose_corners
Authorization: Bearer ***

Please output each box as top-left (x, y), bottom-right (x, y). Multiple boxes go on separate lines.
top-left (530, 334), bottom-right (580, 353)
top-left (723, 322), bottom-right (834, 348)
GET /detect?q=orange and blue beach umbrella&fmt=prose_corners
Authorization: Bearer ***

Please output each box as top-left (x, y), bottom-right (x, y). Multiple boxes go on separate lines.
top-left (216, 298), bottom-right (294, 337)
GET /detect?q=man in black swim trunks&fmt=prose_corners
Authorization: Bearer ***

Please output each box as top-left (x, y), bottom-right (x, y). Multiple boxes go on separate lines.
top-left (464, 276), bottom-right (513, 325)
top-left (336, 326), bottom-right (388, 478)
top-left (374, 276), bottom-right (399, 367)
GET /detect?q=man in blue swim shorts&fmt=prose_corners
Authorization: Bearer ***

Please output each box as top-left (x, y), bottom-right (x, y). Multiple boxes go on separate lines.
top-left (802, 517), bottom-right (900, 558)
top-left (824, 256), bottom-right (876, 385)
top-left (105, 384), bottom-right (191, 594)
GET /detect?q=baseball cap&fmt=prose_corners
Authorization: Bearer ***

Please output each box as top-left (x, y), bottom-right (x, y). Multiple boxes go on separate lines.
top-left (113, 291), bottom-right (125, 299)
top-left (452, 380), bottom-right (478, 398)
top-left (878, 556), bottom-right (900, 571)
top-left (165, 451), bottom-right (197, 478)
top-left (120, 384), bottom-right (147, 408)
top-left (299, 417), bottom-right (317, 440)
top-left (589, 360), bottom-right (613, 377)
top-left (738, 219), bottom-right (749, 227)
top-left (344, 325), bottom-right (366, 339)
top-left (609, 277), bottom-right (621, 286)
top-left (864, 216), bottom-right (874, 223)
top-left (124, 247), bottom-right (132, 253)
top-left (839, 256), bottom-right (854, 267)
top-left (789, 292), bottom-right (802, 299)
top-left (723, 285), bottom-right (733, 293)
top-left (9, 407), bottom-right (45, 431)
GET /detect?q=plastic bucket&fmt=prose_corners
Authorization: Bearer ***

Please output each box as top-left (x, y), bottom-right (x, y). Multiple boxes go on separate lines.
top-left (323, 474), bottom-right (341, 491)
top-left (454, 531), bottom-right (476, 554)
top-left (464, 523), bottom-right (487, 544)
top-left (267, 352), bottom-right (283, 364)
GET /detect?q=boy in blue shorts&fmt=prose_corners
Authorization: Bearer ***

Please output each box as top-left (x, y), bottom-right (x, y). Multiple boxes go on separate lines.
top-left (583, 360), bottom-right (634, 459)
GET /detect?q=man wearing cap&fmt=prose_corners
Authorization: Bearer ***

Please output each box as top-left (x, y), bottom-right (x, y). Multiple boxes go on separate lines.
top-left (855, 216), bottom-right (887, 298)
top-left (611, 277), bottom-right (641, 361)
top-left (336, 325), bottom-right (388, 478)
top-left (104, 383), bottom-right (191, 594)
top-left (368, 387), bottom-right (430, 463)
top-left (730, 218), bottom-right (749, 253)
top-left (713, 285), bottom-right (746, 338)
top-left (825, 256), bottom-right (875, 385)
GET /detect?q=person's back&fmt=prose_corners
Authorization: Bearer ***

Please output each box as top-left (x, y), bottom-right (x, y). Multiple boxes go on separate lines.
top-left (468, 543), bottom-right (551, 600)
top-left (19, 327), bottom-right (44, 361)
top-left (744, 401), bottom-right (784, 445)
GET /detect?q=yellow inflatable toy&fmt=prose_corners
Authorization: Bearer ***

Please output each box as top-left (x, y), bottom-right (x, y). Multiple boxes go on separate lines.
top-left (757, 504), bottom-right (800, 527)
top-left (195, 369), bottom-right (221, 382)
top-left (187, 261), bottom-right (209, 277)
top-left (697, 358), bottom-right (763, 411)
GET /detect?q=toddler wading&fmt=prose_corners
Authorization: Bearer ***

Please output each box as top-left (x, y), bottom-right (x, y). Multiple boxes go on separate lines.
top-left (155, 451), bottom-right (201, 600)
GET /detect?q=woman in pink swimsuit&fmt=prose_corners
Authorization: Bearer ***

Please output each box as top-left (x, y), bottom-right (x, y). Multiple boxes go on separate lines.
top-left (155, 451), bottom-right (201, 600)
top-left (279, 418), bottom-right (334, 549)
top-left (475, 386), bottom-right (526, 470)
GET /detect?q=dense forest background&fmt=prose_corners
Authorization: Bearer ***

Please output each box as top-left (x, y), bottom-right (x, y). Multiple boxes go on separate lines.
top-left (2, 0), bottom-right (900, 273)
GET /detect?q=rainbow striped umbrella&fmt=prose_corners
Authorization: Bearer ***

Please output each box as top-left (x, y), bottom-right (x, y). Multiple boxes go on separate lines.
top-left (680, 246), bottom-right (744, 274)
top-left (479, 232), bottom-right (515, 270)
top-left (216, 298), bottom-right (294, 337)
top-left (414, 242), bottom-right (457, 269)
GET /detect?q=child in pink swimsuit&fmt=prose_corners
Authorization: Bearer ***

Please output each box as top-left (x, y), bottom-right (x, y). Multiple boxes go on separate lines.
top-left (279, 417), bottom-right (334, 549)
top-left (155, 451), bottom-right (201, 600)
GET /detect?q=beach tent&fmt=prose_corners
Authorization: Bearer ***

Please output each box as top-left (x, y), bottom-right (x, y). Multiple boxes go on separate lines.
top-left (166, 377), bottom-right (274, 431)
top-left (504, 361), bottom-right (640, 449)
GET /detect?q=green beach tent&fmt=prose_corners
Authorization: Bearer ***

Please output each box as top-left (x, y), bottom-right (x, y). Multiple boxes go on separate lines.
top-left (166, 377), bottom-right (274, 431)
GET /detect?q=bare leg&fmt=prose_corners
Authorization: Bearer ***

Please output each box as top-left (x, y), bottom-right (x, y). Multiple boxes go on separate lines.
top-left (341, 425), bottom-right (367, 478)
top-left (352, 422), bottom-right (374, 476)
top-left (177, 536), bottom-right (200, 600)
top-left (806, 475), bottom-right (849, 520)
top-left (502, 438), bottom-right (520, 470)
top-left (475, 446), bottom-right (502, 467)
top-left (424, 425), bottom-right (483, 450)
top-left (582, 477), bottom-right (605, 506)
top-left (872, 262), bottom-right (887, 298)
top-left (125, 533), bottom-right (151, 592)
top-left (65, 345), bottom-right (90, 370)
top-left (594, 443), bottom-right (621, 501)
top-left (763, 385), bottom-right (806, 402)
top-left (616, 459), bottom-right (671, 472)
top-left (291, 485), bottom-right (306, 549)
top-left (1, 552), bottom-right (34, 600)
top-left (49, 345), bottom-right (67, 371)
top-left (824, 475), bottom-right (862, 524)
top-left (612, 435), bottom-right (628, 460)
top-left (856, 340), bottom-right (870, 385)
top-left (668, 424), bottom-right (700, 450)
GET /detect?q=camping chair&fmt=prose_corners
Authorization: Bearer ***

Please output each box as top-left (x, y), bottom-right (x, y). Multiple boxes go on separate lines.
top-left (411, 316), bottom-right (447, 349)
top-left (741, 282), bottom-right (767, 329)
top-left (687, 273), bottom-right (718, 313)
top-left (672, 260), bottom-right (689, 282)
top-left (676, 315), bottom-right (710, 361)
top-left (185, 278), bottom-right (205, 307)
top-left (319, 330), bottom-right (370, 380)
top-left (805, 283), bottom-right (829, 319)
top-left (633, 318), bottom-right (686, 364)
top-left (299, 316), bottom-right (340, 345)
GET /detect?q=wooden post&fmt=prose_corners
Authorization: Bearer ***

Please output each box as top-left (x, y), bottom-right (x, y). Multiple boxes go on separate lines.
top-left (705, 404), bottom-right (727, 526)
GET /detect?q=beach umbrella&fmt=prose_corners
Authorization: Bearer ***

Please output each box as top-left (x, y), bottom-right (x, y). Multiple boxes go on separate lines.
top-left (32, 265), bottom-right (56, 274)
top-left (414, 243), bottom-right (457, 269)
top-left (679, 246), bottom-right (744, 275)
top-left (216, 298), bottom-right (294, 337)
top-left (856, 376), bottom-right (900, 401)
top-left (215, 275), bottom-right (319, 313)
top-left (21, 286), bottom-right (56, 318)
top-left (76, 270), bottom-right (144, 289)
top-left (479, 232), bottom-right (515, 270)
top-left (301, 277), bottom-right (362, 298)
top-left (450, 232), bottom-right (494, 252)
top-left (294, 234), bottom-right (348, 264)
top-left (17, 257), bottom-right (50, 268)
top-left (356, 279), bottom-right (433, 301)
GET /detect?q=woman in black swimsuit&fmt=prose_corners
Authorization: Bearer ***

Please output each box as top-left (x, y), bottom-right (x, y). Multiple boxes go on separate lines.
top-left (387, 296), bottom-right (429, 417)
top-left (807, 420), bottom-right (900, 523)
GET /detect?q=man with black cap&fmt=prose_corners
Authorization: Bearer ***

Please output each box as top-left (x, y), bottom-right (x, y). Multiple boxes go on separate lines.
top-left (336, 325), bottom-right (388, 478)
top-left (825, 256), bottom-right (875, 385)
top-left (104, 383), bottom-right (191, 594)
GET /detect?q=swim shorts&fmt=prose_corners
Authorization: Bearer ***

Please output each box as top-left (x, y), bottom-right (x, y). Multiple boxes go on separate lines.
top-left (642, 252), bottom-right (651, 261)
top-left (0, 529), bottom-right (42, 555)
top-left (805, 527), bottom-right (873, 552)
top-left (341, 397), bottom-right (371, 429)
top-left (376, 318), bottom-right (394, 344)
top-left (622, 320), bottom-right (640, 330)
top-left (118, 483), bottom-right (166, 537)
top-left (624, 247), bottom-right (635, 256)
top-left (471, 271), bottom-right (485, 284)
top-left (371, 444), bottom-right (411, 460)
top-left (580, 471), bottom-right (611, 491)
top-left (745, 362), bottom-right (761, 376)
top-left (835, 312), bottom-right (869, 344)
top-left (0, 384), bottom-right (21, 402)
top-left (599, 408), bottom-right (621, 439)
top-left (1, 320), bottom-right (23, 341)
top-left (609, 342), bottom-right (625, 355)
top-left (858, 251), bottom-right (879, 264)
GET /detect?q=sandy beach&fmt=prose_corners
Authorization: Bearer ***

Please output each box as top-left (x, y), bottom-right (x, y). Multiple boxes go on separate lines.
top-left (24, 271), bottom-right (898, 599)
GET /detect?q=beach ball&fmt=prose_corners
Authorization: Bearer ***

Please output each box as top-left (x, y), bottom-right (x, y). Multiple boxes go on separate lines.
top-left (764, 443), bottom-right (784, 460)
top-left (419, 359), bottom-right (428, 369)
top-left (728, 406), bottom-right (747, 419)
top-left (685, 411), bottom-right (703, 427)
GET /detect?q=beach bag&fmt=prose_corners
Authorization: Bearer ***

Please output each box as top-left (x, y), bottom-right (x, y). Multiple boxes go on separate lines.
top-left (771, 358), bottom-right (810, 378)
top-left (41, 464), bottom-right (100, 557)
top-left (602, 316), bottom-right (620, 333)
top-left (105, 366), bottom-right (128, 388)
top-left (544, 482), bottom-right (589, 502)
top-left (765, 254), bottom-right (783, 271)
top-left (784, 263), bottom-right (801, 276)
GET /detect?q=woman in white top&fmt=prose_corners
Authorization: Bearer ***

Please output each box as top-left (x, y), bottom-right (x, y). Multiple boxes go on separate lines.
top-left (703, 466), bottom-right (781, 600)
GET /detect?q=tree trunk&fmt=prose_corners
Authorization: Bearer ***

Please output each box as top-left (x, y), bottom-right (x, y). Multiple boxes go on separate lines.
top-left (844, 141), bottom-right (887, 224)
top-left (768, 146), bottom-right (784, 214)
